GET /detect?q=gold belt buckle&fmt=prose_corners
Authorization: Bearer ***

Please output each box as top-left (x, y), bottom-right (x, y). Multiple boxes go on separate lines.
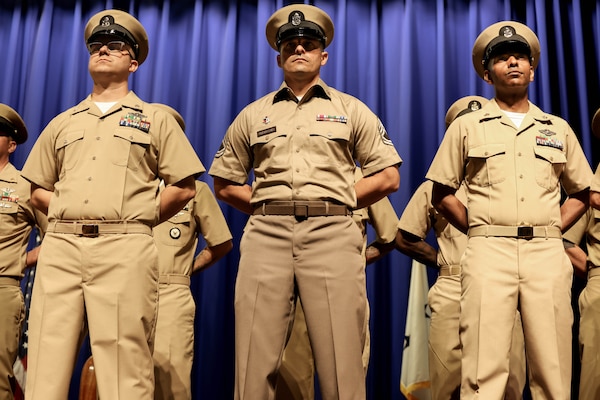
top-left (517, 226), bottom-right (533, 239)
top-left (81, 224), bottom-right (99, 237)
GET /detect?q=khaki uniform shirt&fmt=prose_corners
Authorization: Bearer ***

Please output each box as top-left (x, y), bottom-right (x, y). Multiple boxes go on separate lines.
top-left (563, 208), bottom-right (600, 268)
top-left (154, 180), bottom-right (233, 276)
top-left (22, 91), bottom-right (205, 226)
top-left (426, 99), bottom-right (593, 229)
top-left (209, 79), bottom-right (401, 207)
top-left (0, 163), bottom-right (47, 277)
top-left (353, 197), bottom-right (398, 243)
top-left (398, 180), bottom-right (466, 267)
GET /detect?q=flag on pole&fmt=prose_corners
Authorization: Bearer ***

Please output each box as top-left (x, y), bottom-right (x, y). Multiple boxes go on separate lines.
top-left (13, 230), bottom-right (41, 400)
top-left (400, 260), bottom-right (431, 400)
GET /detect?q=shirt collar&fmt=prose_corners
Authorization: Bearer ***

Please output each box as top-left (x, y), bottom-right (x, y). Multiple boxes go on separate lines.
top-left (478, 98), bottom-right (554, 126)
top-left (71, 91), bottom-right (146, 117)
top-left (273, 79), bottom-right (332, 104)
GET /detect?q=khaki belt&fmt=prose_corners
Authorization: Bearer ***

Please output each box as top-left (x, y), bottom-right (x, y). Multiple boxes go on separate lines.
top-left (588, 263), bottom-right (600, 279)
top-left (0, 276), bottom-right (19, 286)
top-left (158, 274), bottom-right (190, 285)
top-left (253, 201), bottom-right (350, 218)
top-left (439, 265), bottom-right (461, 276)
top-left (48, 220), bottom-right (152, 237)
top-left (468, 225), bottom-right (561, 240)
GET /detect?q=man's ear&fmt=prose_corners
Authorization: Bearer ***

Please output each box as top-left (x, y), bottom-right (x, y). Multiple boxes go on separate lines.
top-left (483, 70), bottom-right (493, 85)
top-left (529, 66), bottom-right (534, 82)
top-left (277, 54), bottom-right (282, 68)
top-left (129, 59), bottom-right (139, 73)
top-left (320, 50), bottom-right (328, 66)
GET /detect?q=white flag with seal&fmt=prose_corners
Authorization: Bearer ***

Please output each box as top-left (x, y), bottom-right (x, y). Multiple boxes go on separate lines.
top-left (400, 260), bottom-right (431, 400)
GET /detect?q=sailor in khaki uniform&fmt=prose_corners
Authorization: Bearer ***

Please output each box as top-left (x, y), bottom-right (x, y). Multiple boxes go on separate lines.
top-left (21, 10), bottom-right (204, 400)
top-left (562, 109), bottom-right (600, 400)
top-left (398, 96), bottom-right (526, 399)
top-left (426, 22), bottom-right (593, 398)
top-left (0, 104), bottom-right (47, 400)
top-left (275, 170), bottom-right (399, 400)
top-left (209, 5), bottom-right (401, 399)
top-left (151, 104), bottom-right (233, 400)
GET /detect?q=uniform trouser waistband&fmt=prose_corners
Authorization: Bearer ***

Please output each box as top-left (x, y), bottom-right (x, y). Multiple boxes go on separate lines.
top-left (439, 265), bottom-right (461, 276)
top-left (0, 276), bottom-right (19, 286)
top-left (253, 201), bottom-right (350, 217)
top-left (47, 220), bottom-right (152, 237)
top-left (468, 225), bottom-right (562, 240)
top-left (158, 274), bottom-right (190, 285)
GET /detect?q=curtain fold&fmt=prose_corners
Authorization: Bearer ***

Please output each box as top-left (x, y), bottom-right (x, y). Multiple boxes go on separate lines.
top-left (2, 1), bottom-right (598, 399)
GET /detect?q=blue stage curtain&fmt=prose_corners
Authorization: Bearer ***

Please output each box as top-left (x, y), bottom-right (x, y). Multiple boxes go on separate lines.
top-left (1, 0), bottom-right (599, 399)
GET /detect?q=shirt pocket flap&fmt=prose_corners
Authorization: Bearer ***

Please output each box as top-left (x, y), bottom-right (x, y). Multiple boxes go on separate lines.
top-left (533, 146), bottom-right (567, 164)
top-left (467, 143), bottom-right (506, 159)
top-left (55, 130), bottom-right (85, 151)
top-left (114, 128), bottom-right (152, 145)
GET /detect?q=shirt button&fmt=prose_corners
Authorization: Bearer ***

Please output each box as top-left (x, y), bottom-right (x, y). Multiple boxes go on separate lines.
top-left (84, 199), bottom-right (89, 204)
top-left (92, 156), bottom-right (96, 160)
top-left (96, 137), bottom-right (101, 140)
top-left (519, 174), bottom-right (523, 179)
top-left (87, 177), bottom-right (92, 181)
top-left (520, 197), bottom-right (525, 202)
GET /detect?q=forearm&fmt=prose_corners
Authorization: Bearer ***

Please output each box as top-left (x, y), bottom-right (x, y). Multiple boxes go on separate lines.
top-left (395, 230), bottom-right (438, 268)
top-left (158, 176), bottom-right (196, 224)
top-left (25, 245), bottom-right (41, 269)
top-left (432, 183), bottom-right (468, 234)
top-left (355, 166), bottom-right (400, 209)
top-left (31, 183), bottom-right (52, 215)
top-left (561, 189), bottom-right (589, 232)
top-left (365, 240), bottom-right (396, 265)
top-left (213, 176), bottom-right (254, 215)
top-left (192, 240), bottom-right (233, 274)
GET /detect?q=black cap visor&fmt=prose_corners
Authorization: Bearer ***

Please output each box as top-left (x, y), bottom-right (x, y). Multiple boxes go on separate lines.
top-left (276, 21), bottom-right (326, 48)
top-left (484, 36), bottom-right (531, 67)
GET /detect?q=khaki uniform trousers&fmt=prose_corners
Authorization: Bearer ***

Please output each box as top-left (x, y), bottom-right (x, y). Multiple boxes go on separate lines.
top-left (460, 237), bottom-right (572, 400)
top-left (0, 280), bottom-right (23, 400)
top-left (428, 267), bottom-right (526, 400)
top-left (26, 232), bottom-right (158, 400)
top-left (235, 215), bottom-right (366, 400)
top-left (578, 267), bottom-right (600, 400)
top-left (275, 288), bottom-right (372, 399)
top-left (154, 277), bottom-right (195, 400)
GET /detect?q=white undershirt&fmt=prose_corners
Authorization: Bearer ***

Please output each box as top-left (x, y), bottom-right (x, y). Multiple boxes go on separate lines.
top-left (94, 101), bottom-right (118, 114)
top-left (502, 110), bottom-right (526, 129)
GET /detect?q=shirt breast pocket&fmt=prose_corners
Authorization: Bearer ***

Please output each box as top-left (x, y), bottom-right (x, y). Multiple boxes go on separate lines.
top-left (534, 146), bottom-right (566, 191)
top-left (0, 202), bottom-right (18, 234)
top-left (55, 130), bottom-right (85, 171)
top-left (250, 131), bottom-right (288, 167)
top-left (465, 143), bottom-right (506, 187)
top-left (112, 128), bottom-right (151, 168)
top-left (309, 126), bottom-right (351, 166)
